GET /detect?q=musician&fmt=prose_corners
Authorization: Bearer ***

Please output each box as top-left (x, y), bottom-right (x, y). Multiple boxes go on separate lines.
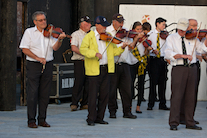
top-left (180, 19), bottom-right (201, 125)
top-left (70, 16), bottom-right (92, 111)
top-left (165, 18), bottom-right (207, 130)
top-left (147, 17), bottom-right (169, 110)
top-left (19, 11), bottom-right (66, 128)
top-left (79, 16), bottom-right (128, 126)
top-left (106, 13), bottom-right (141, 119)
top-left (130, 21), bottom-right (152, 113)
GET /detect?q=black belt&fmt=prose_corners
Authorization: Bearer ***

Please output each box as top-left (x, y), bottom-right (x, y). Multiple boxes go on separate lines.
top-left (100, 64), bottom-right (108, 67)
top-left (150, 56), bottom-right (164, 59)
top-left (175, 63), bottom-right (196, 67)
top-left (116, 62), bottom-right (125, 65)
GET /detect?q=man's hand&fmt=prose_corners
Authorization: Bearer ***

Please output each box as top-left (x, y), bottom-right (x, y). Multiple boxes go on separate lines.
top-left (58, 32), bottom-right (66, 40)
top-left (182, 55), bottom-right (193, 61)
top-left (96, 53), bottom-right (102, 59)
top-left (196, 55), bottom-right (202, 62)
top-left (121, 42), bottom-right (129, 49)
top-left (152, 49), bottom-right (159, 55)
top-left (36, 57), bottom-right (46, 65)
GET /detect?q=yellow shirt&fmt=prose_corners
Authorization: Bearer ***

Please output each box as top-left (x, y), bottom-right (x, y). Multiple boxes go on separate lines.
top-left (80, 30), bottom-right (124, 76)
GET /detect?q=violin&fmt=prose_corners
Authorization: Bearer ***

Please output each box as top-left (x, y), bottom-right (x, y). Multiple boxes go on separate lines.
top-left (198, 29), bottom-right (207, 41)
top-left (138, 34), bottom-right (152, 48)
top-left (116, 29), bottom-right (139, 39)
top-left (160, 31), bottom-right (169, 40)
top-left (185, 29), bottom-right (207, 40)
top-left (99, 33), bottom-right (123, 44)
top-left (43, 24), bottom-right (72, 39)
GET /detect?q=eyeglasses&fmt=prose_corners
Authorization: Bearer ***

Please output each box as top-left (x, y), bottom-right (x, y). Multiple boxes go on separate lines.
top-left (36, 19), bottom-right (46, 22)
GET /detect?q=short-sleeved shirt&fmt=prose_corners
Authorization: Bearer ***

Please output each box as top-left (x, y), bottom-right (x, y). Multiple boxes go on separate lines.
top-left (70, 29), bottom-right (87, 60)
top-left (19, 26), bottom-right (57, 62)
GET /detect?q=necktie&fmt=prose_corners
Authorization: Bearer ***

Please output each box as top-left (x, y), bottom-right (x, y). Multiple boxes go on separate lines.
top-left (156, 33), bottom-right (160, 58)
top-left (181, 37), bottom-right (188, 66)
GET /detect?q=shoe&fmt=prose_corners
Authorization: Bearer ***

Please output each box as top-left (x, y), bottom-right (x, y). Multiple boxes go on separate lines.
top-left (195, 120), bottom-right (199, 124)
top-left (170, 125), bottom-right (177, 130)
top-left (186, 125), bottom-right (202, 130)
top-left (87, 121), bottom-right (95, 126)
top-left (141, 98), bottom-right (146, 102)
top-left (70, 105), bottom-right (78, 111)
top-left (38, 121), bottom-right (50, 127)
top-left (123, 112), bottom-right (137, 119)
top-left (109, 113), bottom-right (116, 118)
top-left (28, 122), bottom-right (38, 128)
top-left (159, 106), bottom-right (170, 110)
top-left (136, 110), bottom-right (142, 114)
top-left (80, 105), bottom-right (88, 110)
top-left (94, 120), bottom-right (109, 124)
top-left (147, 107), bottom-right (153, 110)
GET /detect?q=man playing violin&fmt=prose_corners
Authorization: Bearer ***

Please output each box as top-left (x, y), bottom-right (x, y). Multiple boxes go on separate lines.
top-left (106, 13), bottom-right (141, 119)
top-left (80, 16), bottom-right (128, 126)
top-left (19, 11), bottom-right (66, 128)
top-left (70, 16), bottom-right (92, 111)
top-left (147, 17), bottom-right (170, 111)
top-left (179, 19), bottom-right (201, 126)
top-left (165, 18), bottom-right (207, 131)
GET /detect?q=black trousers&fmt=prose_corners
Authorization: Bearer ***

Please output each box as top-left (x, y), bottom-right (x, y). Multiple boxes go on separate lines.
top-left (108, 63), bottom-right (132, 115)
top-left (180, 61), bottom-right (200, 122)
top-left (71, 60), bottom-right (88, 107)
top-left (130, 62), bottom-right (139, 99)
top-left (87, 65), bottom-right (110, 122)
top-left (26, 60), bottom-right (53, 124)
top-left (137, 69), bottom-right (147, 106)
top-left (148, 57), bottom-right (167, 108)
top-left (169, 65), bottom-right (197, 127)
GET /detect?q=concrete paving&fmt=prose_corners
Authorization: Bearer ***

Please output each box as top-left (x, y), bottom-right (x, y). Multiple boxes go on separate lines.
top-left (0, 100), bottom-right (207, 138)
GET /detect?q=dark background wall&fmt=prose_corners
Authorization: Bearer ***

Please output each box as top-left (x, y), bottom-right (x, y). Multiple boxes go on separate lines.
top-left (27, 0), bottom-right (72, 63)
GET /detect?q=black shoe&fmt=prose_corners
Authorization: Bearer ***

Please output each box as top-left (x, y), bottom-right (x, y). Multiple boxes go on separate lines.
top-left (87, 121), bottom-right (95, 126)
top-left (170, 125), bottom-right (177, 130)
top-left (123, 112), bottom-right (137, 119)
top-left (109, 113), bottom-right (116, 118)
top-left (94, 120), bottom-right (109, 124)
top-left (195, 120), bottom-right (199, 124)
top-left (147, 107), bottom-right (153, 110)
top-left (159, 106), bottom-right (170, 110)
top-left (186, 125), bottom-right (202, 130)
top-left (135, 110), bottom-right (142, 114)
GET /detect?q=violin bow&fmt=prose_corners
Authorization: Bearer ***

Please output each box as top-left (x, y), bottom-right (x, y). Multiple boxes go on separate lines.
top-left (116, 25), bottom-right (132, 63)
top-left (99, 27), bottom-right (121, 60)
top-left (42, 25), bottom-right (53, 73)
top-left (189, 22), bottom-right (202, 66)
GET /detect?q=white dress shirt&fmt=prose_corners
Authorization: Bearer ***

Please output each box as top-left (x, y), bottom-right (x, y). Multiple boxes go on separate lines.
top-left (165, 32), bottom-right (207, 66)
top-left (106, 24), bottom-right (137, 65)
top-left (19, 26), bottom-right (57, 62)
top-left (147, 29), bottom-right (166, 57)
top-left (94, 29), bottom-right (108, 65)
top-left (70, 28), bottom-right (86, 60)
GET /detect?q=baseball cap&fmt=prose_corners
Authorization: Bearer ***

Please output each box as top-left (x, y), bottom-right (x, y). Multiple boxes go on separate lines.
top-left (94, 16), bottom-right (110, 27)
top-left (112, 13), bottom-right (125, 23)
top-left (80, 15), bottom-right (92, 23)
top-left (177, 18), bottom-right (189, 31)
